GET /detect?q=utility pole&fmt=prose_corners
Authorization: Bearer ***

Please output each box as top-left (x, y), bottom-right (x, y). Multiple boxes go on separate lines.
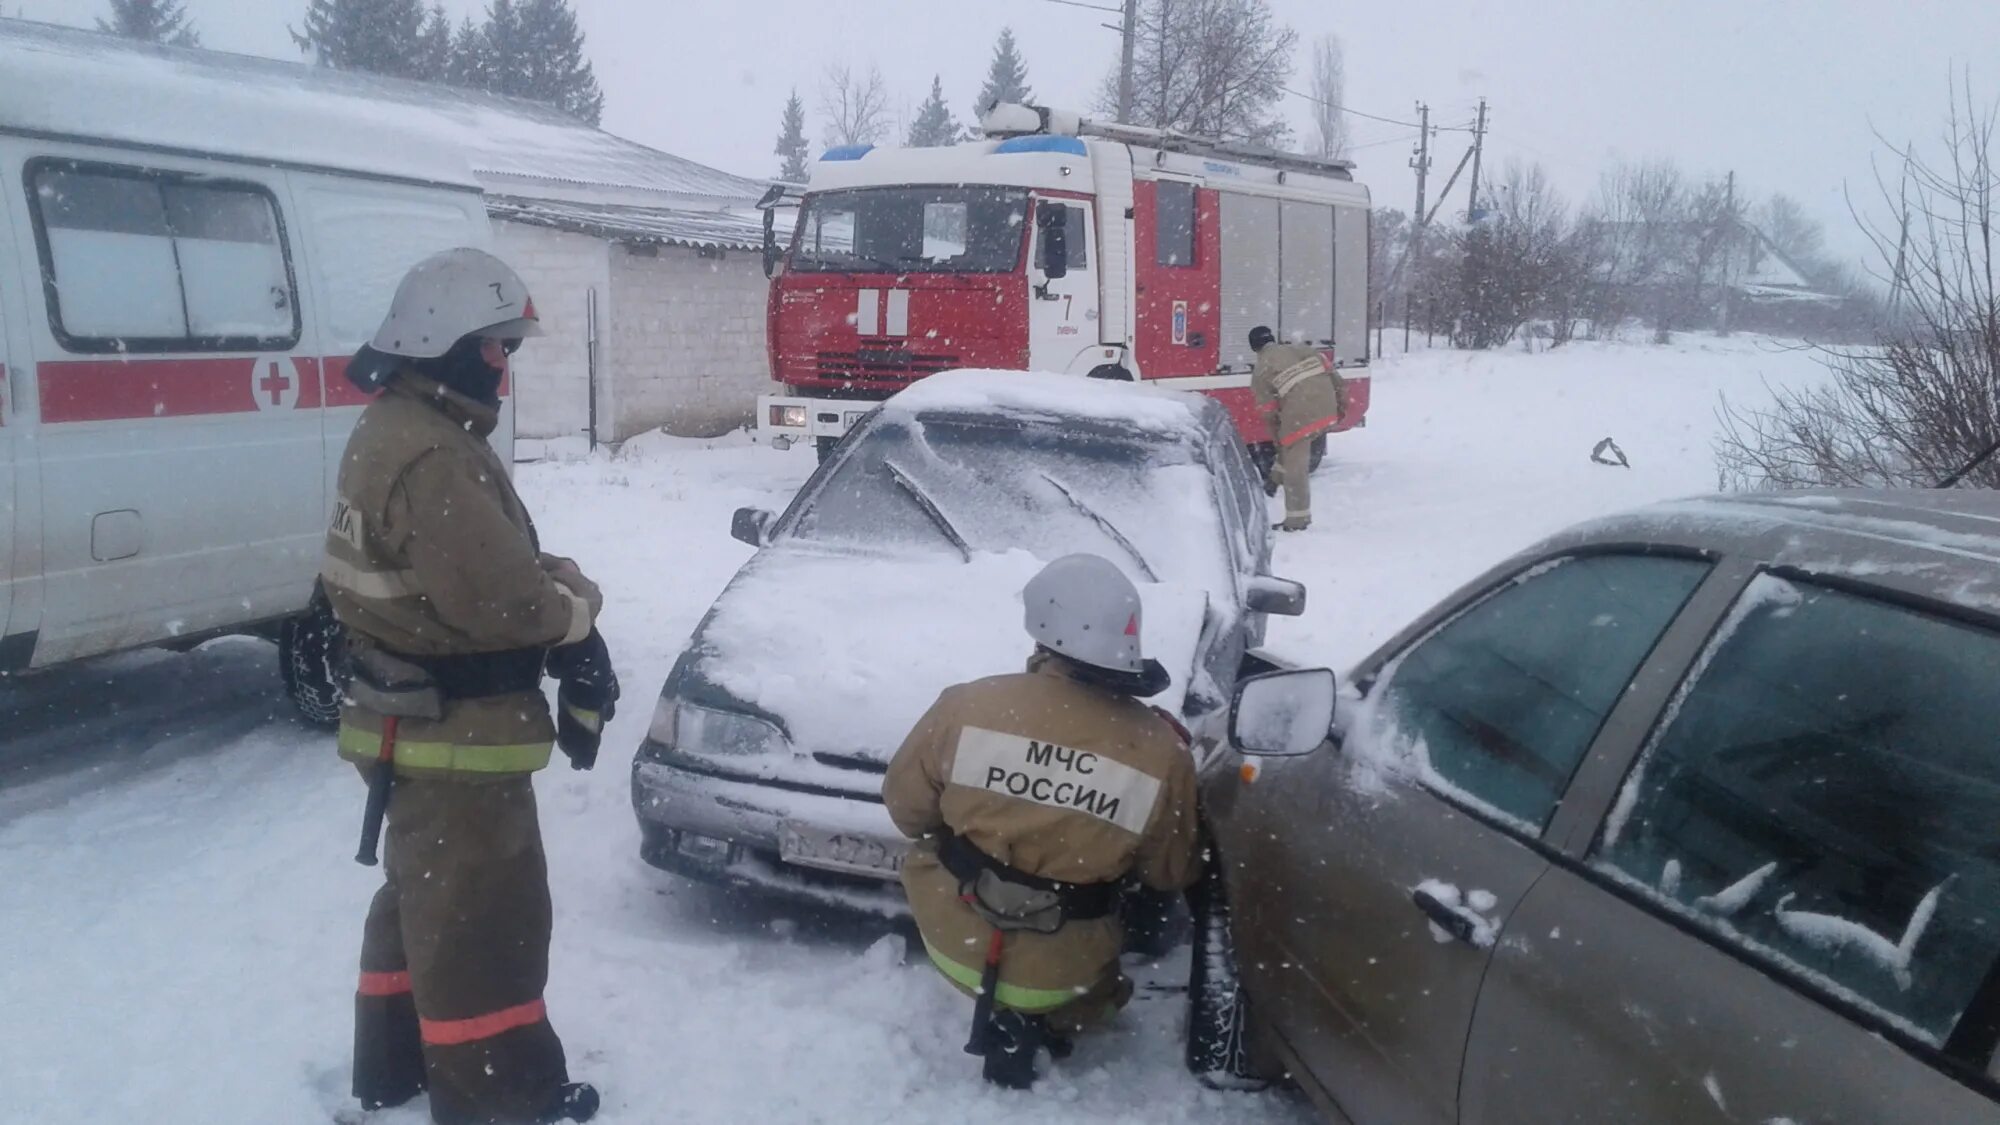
top-left (1410, 102), bottom-right (1433, 229)
top-left (1466, 97), bottom-right (1489, 220)
top-left (1116, 0), bottom-right (1139, 123)
top-left (1718, 170), bottom-right (1737, 336)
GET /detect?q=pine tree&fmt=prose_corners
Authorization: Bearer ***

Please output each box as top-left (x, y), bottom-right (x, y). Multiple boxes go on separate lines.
top-left (973, 27), bottom-right (1032, 117)
top-left (449, 15), bottom-right (490, 88)
top-left (291, 0), bottom-right (429, 78)
top-left (906, 75), bottom-right (960, 147)
top-left (416, 3), bottom-right (455, 79)
top-left (97, 0), bottom-right (200, 47)
top-left (774, 89), bottom-right (811, 181)
top-left (483, 0), bottom-right (605, 124)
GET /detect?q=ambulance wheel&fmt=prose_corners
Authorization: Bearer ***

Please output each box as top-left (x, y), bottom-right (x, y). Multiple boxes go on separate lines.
top-left (1186, 859), bottom-right (1276, 1090)
top-left (1309, 434), bottom-right (1327, 472)
top-left (280, 589), bottom-right (344, 729)
top-left (815, 436), bottom-right (840, 464)
top-left (1086, 364), bottom-right (1133, 381)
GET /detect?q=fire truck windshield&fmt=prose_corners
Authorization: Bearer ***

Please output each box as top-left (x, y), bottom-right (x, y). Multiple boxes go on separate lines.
top-left (790, 186), bottom-right (1028, 274)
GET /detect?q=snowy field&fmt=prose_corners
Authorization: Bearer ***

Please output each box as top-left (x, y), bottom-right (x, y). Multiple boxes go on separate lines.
top-left (0, 334), bottom-right (1825, 1124)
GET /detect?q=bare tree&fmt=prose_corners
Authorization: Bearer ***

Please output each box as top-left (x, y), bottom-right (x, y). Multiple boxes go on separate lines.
top-left (1718, 83), bottom-right (2000, 490)
top-left (1102, 0), bottom-right (1298, 146)
top-left (1447, 163), bottom-right (1586, 349)
top-left (1758, 193), bottom-right (1828, 267)
top-left (1309, 34), bottom-right (1347, 159)
top-left (820, 63), bottom-right (891, 148)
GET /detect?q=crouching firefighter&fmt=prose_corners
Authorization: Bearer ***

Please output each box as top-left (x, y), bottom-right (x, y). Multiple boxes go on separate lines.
top-left (882, 553), bottom-right (1202, 1089)
top-left (323, 248), bottom-right (619, 1125)
top-left (1248, 325), bottom-right (1348, 532)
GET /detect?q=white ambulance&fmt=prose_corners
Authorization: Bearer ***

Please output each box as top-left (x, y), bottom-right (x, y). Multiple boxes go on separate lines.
top-left (0, 20), bottom-right (507, 722)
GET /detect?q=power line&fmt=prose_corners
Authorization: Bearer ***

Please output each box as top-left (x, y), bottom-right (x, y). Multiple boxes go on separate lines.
top-left (1036, 0), bottom-right (1123, 12)
top-left (1282, 85), bottom-right (1476, 132)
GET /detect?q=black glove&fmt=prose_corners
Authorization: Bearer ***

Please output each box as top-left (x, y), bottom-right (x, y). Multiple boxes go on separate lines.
top-left (546, 628), bottom-right (620, 771)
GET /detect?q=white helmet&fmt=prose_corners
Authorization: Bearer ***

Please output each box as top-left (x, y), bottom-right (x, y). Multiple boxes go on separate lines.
top-left (1024, 554), bottom-right (1171, 696)
top-left (348, 247), bottom-right (543, 390)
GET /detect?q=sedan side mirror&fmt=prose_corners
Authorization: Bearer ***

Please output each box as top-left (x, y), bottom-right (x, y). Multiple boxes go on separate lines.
top-left (1230, 668), bottom-right (1336, 756)
top-left (731, 507), bottom-right (775, 547)
top-left (1245, 575), bottom-right (1307, 617)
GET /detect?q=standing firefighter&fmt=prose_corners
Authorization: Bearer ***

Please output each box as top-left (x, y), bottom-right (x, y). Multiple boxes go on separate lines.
top-left (1248, 325), bottom-right (1347, 531)
top-left (323, 248), bottom-right (617, 1125)
top-left (882, 553), bottom-right (1202, 1089)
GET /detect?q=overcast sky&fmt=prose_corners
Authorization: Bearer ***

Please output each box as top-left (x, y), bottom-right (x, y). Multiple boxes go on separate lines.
top-left (24, 0), bottom-right (2000, 265)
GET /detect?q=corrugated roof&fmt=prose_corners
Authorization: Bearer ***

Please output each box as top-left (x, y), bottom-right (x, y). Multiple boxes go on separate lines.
top-left (486, 196), bottom-right (768, 251)
top-left (0, 18), bottom-right (766, 205)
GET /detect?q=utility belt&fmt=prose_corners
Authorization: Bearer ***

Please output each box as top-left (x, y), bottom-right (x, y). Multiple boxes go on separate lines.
top-left (344, 644), bottom-right (546, 721)
top-left (936, 829), bottom-right (1117, 935)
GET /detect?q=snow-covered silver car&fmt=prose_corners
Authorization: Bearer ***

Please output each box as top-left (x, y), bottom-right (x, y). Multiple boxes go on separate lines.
top-left (630, 370), bottom-right (1305, 913)
top-left (1196, 489), bottom-right (2000, 1122)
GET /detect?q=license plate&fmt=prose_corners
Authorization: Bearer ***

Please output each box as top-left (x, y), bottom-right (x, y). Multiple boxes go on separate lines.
top-left (779, 824), bottom-right (907, 879)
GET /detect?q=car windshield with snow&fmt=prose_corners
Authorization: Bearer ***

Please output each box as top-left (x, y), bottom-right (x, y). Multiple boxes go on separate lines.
top-left (629, 370), bottom-right (1302, 914)
top-left (1198, 490), bottom-right (2000, 1123)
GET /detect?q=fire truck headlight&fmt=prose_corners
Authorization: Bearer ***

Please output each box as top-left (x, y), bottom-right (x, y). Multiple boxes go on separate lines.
top-left (770, 405), bottom-right (808, 429)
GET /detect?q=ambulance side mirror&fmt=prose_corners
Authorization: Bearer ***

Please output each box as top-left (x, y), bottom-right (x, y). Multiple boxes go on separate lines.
top-left (732, 507), bottom-right (775, 547)
top-left (1230, 668), bottom-right (1336, 757)
top-left (762, 208), bottom-right (781, 279)
top-left (1037, 204), bottom-right (1069, 280)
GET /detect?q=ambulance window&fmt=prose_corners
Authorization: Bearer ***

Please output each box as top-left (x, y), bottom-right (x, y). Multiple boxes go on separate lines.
top-left (29, 161), bottom-right (300, 353)
top-left (1156, 181), bottom-right (1197, 267)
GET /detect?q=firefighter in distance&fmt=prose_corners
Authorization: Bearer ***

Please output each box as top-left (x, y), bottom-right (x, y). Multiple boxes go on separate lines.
top-left (1248, 324), bottom-right (1348, 531)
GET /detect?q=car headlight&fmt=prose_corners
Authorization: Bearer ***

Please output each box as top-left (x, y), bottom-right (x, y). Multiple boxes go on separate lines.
top-left (770, 404), bottom-right (808, 428)
top-left (664, 699), bottom-right (788, 757)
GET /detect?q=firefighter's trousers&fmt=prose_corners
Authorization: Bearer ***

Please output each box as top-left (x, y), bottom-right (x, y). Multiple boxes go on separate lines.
top-left (1269, 436), bottom-right (1314, 528)
top-left (353, 774), bottom-right (569, 1125)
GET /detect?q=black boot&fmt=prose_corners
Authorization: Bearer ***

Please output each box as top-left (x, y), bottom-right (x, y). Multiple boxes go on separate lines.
top-left (537, 1082), bottom-right (600, 1124)
top-left (981, 1010), bottom-right (1042, 1090)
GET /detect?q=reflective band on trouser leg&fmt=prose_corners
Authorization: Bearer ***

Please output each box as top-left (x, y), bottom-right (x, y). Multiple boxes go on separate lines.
top-left (359, 970), bottom-right (412, 996)
top-left (923, 939), bottom-right (1079, 1014)
top-left (420, 998), bottom-right (549, 1046)
top-left (337, 724), bottom-right (552, 773)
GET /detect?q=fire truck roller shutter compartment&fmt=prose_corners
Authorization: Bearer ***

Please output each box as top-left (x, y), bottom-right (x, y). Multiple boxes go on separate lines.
top-left (1335, 198), bottom-right (1371, 364)
top-left (1279, 200), bottom-right (1335, 347)
top-left (1088, 140), bottom-right (1136, 353)
top-left (1218, 193), bottom-right (1280, 373)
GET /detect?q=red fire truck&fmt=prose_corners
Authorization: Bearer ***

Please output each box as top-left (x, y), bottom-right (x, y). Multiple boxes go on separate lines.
top-left (756, 103), bottom-right (1372, 462)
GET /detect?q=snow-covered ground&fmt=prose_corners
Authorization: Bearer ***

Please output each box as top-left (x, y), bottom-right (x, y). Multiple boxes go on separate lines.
top-left (0, 334), bottom-right (1824, 1124)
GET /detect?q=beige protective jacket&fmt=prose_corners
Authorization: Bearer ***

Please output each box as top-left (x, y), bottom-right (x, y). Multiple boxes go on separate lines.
top-left (1251, 342), bottom-right (1347, 447)
top-left (322, 371), bottom-right (597, 778)
top-left (882, 656), bottom-right (1202, 1011)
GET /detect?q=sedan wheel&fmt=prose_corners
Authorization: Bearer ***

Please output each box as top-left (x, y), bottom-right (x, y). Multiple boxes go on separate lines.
top-left (1185, 857), bottom-right (1275, 1090)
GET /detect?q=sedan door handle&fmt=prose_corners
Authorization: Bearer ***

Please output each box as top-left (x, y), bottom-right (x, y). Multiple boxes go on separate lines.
top-left (1413, 887), bottom-right (1486, 947)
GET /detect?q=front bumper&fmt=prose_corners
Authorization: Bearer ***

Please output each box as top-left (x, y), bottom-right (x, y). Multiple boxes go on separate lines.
top-left (754, 395), bottom-right (877, 449)
top-left (629, 745), bottom-right (912, 917)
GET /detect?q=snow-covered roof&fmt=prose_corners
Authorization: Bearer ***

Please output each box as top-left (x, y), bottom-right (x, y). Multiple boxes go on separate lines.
top-left (881, 369), bottom-right (1215, 436)
top-left (0, 18), bottom-right (766, 207)
top-left (486, 196), bottom-right (767, 251)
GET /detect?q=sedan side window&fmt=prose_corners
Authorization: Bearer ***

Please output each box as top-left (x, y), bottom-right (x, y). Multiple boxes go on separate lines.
top-left (1596, 575), bottom-right (2000, 1049)
top-left (1373, 554), bottom-right (1710, 832)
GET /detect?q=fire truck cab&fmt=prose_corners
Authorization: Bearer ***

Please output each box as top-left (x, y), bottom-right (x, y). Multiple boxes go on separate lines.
top-left (758, 103), bottom-right (1372, 457)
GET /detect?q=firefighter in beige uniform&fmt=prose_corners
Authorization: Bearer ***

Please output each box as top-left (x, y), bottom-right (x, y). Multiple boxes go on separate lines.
top-left (1248, 325), bottom-right (1347, 531)
top-left (323, 249), bottom-right (614, 1125)
top-left (883, 553), bottom-right (1202, 1089)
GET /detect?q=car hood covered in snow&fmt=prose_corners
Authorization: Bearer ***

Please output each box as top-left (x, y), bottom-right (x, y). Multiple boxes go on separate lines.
top-left (675, 544), bottom-right (1210, 765)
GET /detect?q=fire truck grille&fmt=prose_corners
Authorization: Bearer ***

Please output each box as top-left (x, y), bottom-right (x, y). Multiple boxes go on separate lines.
top-left (815, 350), bottom-right (962, 383)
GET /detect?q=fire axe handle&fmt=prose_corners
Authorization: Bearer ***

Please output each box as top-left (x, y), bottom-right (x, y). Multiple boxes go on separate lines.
top-left (964, 927), bottom-right (1005, 1056)
top-left (354, 717), bottom-right (399, 867)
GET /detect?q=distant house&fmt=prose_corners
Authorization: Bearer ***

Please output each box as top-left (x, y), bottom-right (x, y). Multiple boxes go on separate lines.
top-left (22, 20), bottom-right (775, 452)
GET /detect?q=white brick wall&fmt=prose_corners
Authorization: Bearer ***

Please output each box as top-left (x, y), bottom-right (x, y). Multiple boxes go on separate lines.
top-left (606, 245), bottom-right (774, 440)
top-left (492, 222), bottom-right (612, 442)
